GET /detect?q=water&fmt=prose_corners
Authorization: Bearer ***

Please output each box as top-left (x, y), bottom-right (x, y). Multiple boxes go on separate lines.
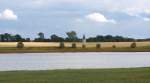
top-left (0, 52), bottom-right (150, 71)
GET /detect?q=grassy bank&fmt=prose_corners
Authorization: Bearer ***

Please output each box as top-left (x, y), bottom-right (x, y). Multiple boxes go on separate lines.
top-left (0, 67), bottom-right (150, 83)
top-left (0, 47), bottom-right (150, 53)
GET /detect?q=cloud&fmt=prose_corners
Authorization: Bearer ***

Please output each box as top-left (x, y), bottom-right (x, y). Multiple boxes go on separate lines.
top-left (143, 17), bottom-right (150, 21)
top-left (1, 0), bottom-right (150, 14)
top-left (31, 0), bottom-right (150, 11)
top-left (0, 9), bottom-right (18, 20)
top-left (137, 16), bottom-right (150, 22)
top-left (29, 0), bottom-right (150, 22)
top-left (85, 13), bottom-right (116, 24)
top-left (125, 9), bottom-right (150, 21)
top-left (1, 0), bottom-right (150, 22)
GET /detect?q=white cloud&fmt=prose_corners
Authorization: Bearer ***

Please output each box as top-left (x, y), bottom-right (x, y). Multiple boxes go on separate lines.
top-left (85, 13), bottom-right (116, 24)
top-left (143, 17), bottom-right (150, 21)
top-left (125, 9), bottom-right (150, 21)
top-left (31, 0), bottom-right (150, 11)
top-left (0, 9), bottom-right (18, 20)
top-left (5, 0), bottom-right (150, 15)
top-left (2, 0), bottom-right (150, 13)
top-left (30, 0), bottom-right (150, 22)
top-left (1, 0), bottom-right (150, 22)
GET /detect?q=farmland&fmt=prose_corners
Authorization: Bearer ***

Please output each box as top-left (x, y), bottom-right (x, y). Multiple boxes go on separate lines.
top-left (0, 42), bottom-right (150, 53)
top-left (0, 42), bottom-right (150, 48)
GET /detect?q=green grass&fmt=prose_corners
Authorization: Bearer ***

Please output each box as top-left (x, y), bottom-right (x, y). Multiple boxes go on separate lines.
top-left (0, 68), bottom-right (150, 83)
top-left (0, 46), bottom-right (150, 53)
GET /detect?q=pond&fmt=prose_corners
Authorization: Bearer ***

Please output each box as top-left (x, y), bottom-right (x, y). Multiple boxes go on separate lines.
top-left (0, 52), bottom-right (150, 71)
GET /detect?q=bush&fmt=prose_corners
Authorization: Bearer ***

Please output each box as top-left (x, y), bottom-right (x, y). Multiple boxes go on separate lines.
top-left (59, 42), bottom-right (65, 48)
top-left (130, 42), bottom-right (136, 48)
top-left (112, 45), bottom-right (116, 48)
top-left (17, 41), bottom-right (24, 48)
top-left (72, 43), bottom-right (76, 48)
top-left (82, 44), bottom-right (86, 48)
top-left (96, 43), bottom-right (101, 48)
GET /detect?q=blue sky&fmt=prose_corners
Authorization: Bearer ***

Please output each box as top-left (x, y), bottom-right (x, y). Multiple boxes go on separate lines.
top-left (0, 0), bottom-right (150, 38)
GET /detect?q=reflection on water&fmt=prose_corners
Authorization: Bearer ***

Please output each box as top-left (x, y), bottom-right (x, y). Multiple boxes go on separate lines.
top-left (0, 52), bottom-right (150, 71)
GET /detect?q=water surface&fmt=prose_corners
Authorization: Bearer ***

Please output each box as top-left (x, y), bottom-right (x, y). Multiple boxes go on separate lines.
top-left (0, 52), bottom-right (150, 71)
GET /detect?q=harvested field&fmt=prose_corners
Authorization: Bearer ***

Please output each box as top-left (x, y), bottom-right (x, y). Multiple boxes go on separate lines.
top-left (0, 42), bottom-right (150, 48)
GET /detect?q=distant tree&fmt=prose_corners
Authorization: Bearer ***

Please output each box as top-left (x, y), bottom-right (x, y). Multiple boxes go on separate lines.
top-left (25, 38), bottom-right (31, 42)
top-left (38, 32), bottom-right (45, 39)
top-left (86, 37), bottom-right (96, 42)
top-left (4, 33), bottom-right (12, 42)
top-left (14, 34), bottom-right (22, 42)
top-left (115, 36), bottom-right (124, 42)
top-left (105, 35), bottom-right (113, 42)
top-left (87, 35), bottom-right (135, 42)
top-left (96, 35), bottom-right (104, 42)
top-left (33, 32), bottom-right (46, 42)
top-left (0, 33), bottom-right (140, 42)
top-left (0, 34), bottom-right (4, 42)
top-left (51, 34), bottom-right (64, 42)
top-left (66, 31), bottom-right (78, 42)
top-left (0, 34), bottom-right (18, 42)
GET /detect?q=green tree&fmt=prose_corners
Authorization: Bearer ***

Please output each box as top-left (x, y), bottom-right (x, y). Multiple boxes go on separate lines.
top-left (4, 33), bottom-right (11, 42)
top-left (38, 32), bottom-right (45, 39)
top-left (51, 34), bottom-right (64, 42)
top-left (0, 34), bottom-right (4, 42)
top-left (66, 31), bottom-right (78, 42)
top-left (14, 34), bottom-right (22, 42)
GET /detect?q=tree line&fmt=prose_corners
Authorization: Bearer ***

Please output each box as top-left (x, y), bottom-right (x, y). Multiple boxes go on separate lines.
top-left (0, 31), bottom-right (149, 42)
top-left (0, 33), bottom-right (27, 42)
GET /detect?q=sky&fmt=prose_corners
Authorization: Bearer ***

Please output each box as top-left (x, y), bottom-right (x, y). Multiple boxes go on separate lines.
top-left (0, 0), bottom-right (150, 39)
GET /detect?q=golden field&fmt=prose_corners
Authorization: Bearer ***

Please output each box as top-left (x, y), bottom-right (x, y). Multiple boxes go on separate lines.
top-left (0, 42), bottom-right (150, 48)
